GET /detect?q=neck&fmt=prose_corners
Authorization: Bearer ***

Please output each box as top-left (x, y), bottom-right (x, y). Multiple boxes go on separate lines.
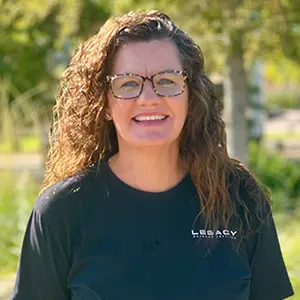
top-left (108, 145), bottom-right (186, 192)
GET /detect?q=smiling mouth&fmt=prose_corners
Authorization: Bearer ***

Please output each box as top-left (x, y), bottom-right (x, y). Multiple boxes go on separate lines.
top-left (133, 115), bottom-right (169, 122)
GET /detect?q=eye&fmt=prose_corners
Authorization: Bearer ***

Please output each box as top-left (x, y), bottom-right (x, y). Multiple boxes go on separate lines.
top-left (157, 78), bottom-right (175, 85)
top-left (121, 81), bottom-right (139, 88)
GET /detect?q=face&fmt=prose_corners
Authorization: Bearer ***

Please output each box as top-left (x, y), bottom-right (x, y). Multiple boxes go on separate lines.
top-left (107, 40), bottom-right (189, 151)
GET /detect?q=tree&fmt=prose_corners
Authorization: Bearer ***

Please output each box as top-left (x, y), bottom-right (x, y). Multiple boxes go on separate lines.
top-left (0, 0), bottom-right (111, 154)
top-left (0, 0), bottom-right (111, 105)
top-left (112, 0), bottom-right (300, 165)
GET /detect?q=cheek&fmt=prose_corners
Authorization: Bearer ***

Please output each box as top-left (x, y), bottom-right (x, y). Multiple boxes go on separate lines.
top-left (169, 90), bottom-right (189, 121)
top-left (108, 97), bottom-right (132, 124)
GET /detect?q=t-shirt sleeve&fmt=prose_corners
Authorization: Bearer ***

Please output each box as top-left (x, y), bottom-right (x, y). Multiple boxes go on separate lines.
top-left (12, 209), bottom-right (71, 300)
top-left (235, 169), bottom-right (294, 300)
top-left (248, 209), bottom-right (294, 300)
top-left (11, 177), bottom-right (84, 300)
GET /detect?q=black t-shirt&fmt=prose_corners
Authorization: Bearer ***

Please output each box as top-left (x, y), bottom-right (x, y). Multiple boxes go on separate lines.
top-left (12, 161), bottom-right (294, 300)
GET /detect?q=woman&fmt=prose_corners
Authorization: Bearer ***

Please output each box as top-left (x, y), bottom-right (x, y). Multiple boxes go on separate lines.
top-left (12, 10), bottom-right (294, 300)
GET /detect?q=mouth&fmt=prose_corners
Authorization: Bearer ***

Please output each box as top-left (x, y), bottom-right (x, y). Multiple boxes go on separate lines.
top-left (132, 114), bottom-right (169, 124)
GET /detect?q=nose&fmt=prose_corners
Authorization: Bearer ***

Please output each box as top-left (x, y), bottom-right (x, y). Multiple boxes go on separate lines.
top-left (136, 80), bottom-right (161, 106)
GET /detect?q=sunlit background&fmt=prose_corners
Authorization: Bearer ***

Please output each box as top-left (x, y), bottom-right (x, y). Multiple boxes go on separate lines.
top-left (1, 1), bottom-right (300, 299)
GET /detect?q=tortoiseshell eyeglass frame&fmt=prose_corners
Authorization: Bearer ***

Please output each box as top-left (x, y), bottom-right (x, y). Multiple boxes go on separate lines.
top-left (106, 70), bottom-right (188, 99)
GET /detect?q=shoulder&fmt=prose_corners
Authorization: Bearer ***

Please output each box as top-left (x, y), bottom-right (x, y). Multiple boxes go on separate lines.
top-left (33, 161), bottom-right (108, 224)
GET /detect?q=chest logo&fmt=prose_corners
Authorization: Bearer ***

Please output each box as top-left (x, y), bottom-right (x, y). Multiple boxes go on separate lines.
top-left (191, 229), bottom-right (238, 239)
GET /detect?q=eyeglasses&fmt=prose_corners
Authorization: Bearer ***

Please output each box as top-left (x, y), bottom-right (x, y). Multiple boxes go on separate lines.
top-left (106, 70), bottom-right (187, 99)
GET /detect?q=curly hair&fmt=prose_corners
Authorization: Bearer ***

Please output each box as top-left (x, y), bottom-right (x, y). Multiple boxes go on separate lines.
top-left (42, 10), bottom-right (269, 236)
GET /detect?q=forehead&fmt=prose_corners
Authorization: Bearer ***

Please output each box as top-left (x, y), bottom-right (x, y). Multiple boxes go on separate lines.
top-left (111, 40), bottom-right (183, 75)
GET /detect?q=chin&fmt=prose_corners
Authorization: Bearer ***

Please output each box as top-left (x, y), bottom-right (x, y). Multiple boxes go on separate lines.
top-left (135, 140), bottom-right (171, 147)
top-left (130, 136), bottom-right (179, 148)
top-left (117, 130), bottom-right (181, 149)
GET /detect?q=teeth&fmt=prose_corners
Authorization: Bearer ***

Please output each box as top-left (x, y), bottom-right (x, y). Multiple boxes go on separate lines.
top-left (134, 115), bottom-right (166, 121)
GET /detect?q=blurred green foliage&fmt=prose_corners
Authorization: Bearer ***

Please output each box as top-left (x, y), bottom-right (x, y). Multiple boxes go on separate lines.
top-left (275, 212), bottom-right (300, 300)
top-left (0, 79), bottom-right (43, 153)
top-left (1, 0), bottom-right (111, 108)
top-left (0, 171), bottom-right (39, 275)
top-left (0, 136), bottom-right (41, 154)
top-left (112, 0), bottom-right (300, 71)
top-left (266, 93), bottom-right (300, 109)
top-left (265, 56), bottom-right (300, 85)
top-left (249, 143), bottom-right (300, 211)
top-left (1, 0), bottom-right (300, 104)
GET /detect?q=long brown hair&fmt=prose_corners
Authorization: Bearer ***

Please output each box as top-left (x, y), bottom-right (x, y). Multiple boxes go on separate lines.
top-left (42, 10), bottom-right (270, 235)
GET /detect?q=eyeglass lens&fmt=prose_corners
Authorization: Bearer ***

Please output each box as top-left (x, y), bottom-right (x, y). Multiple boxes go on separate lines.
top-left (111, 72), bottom-right (185, 99)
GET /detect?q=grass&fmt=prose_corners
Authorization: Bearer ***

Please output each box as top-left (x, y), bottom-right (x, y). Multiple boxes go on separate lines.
top-left (275, 212), bottom-right (300, 299)
top-left (0, 136), bottom-right (41, 153)
top-left (0, 79), bottom-right (44, 155)
top-left (264, 132), bottom-right (300, 141)
top-left (0, 171), bottom-right (38, 276)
